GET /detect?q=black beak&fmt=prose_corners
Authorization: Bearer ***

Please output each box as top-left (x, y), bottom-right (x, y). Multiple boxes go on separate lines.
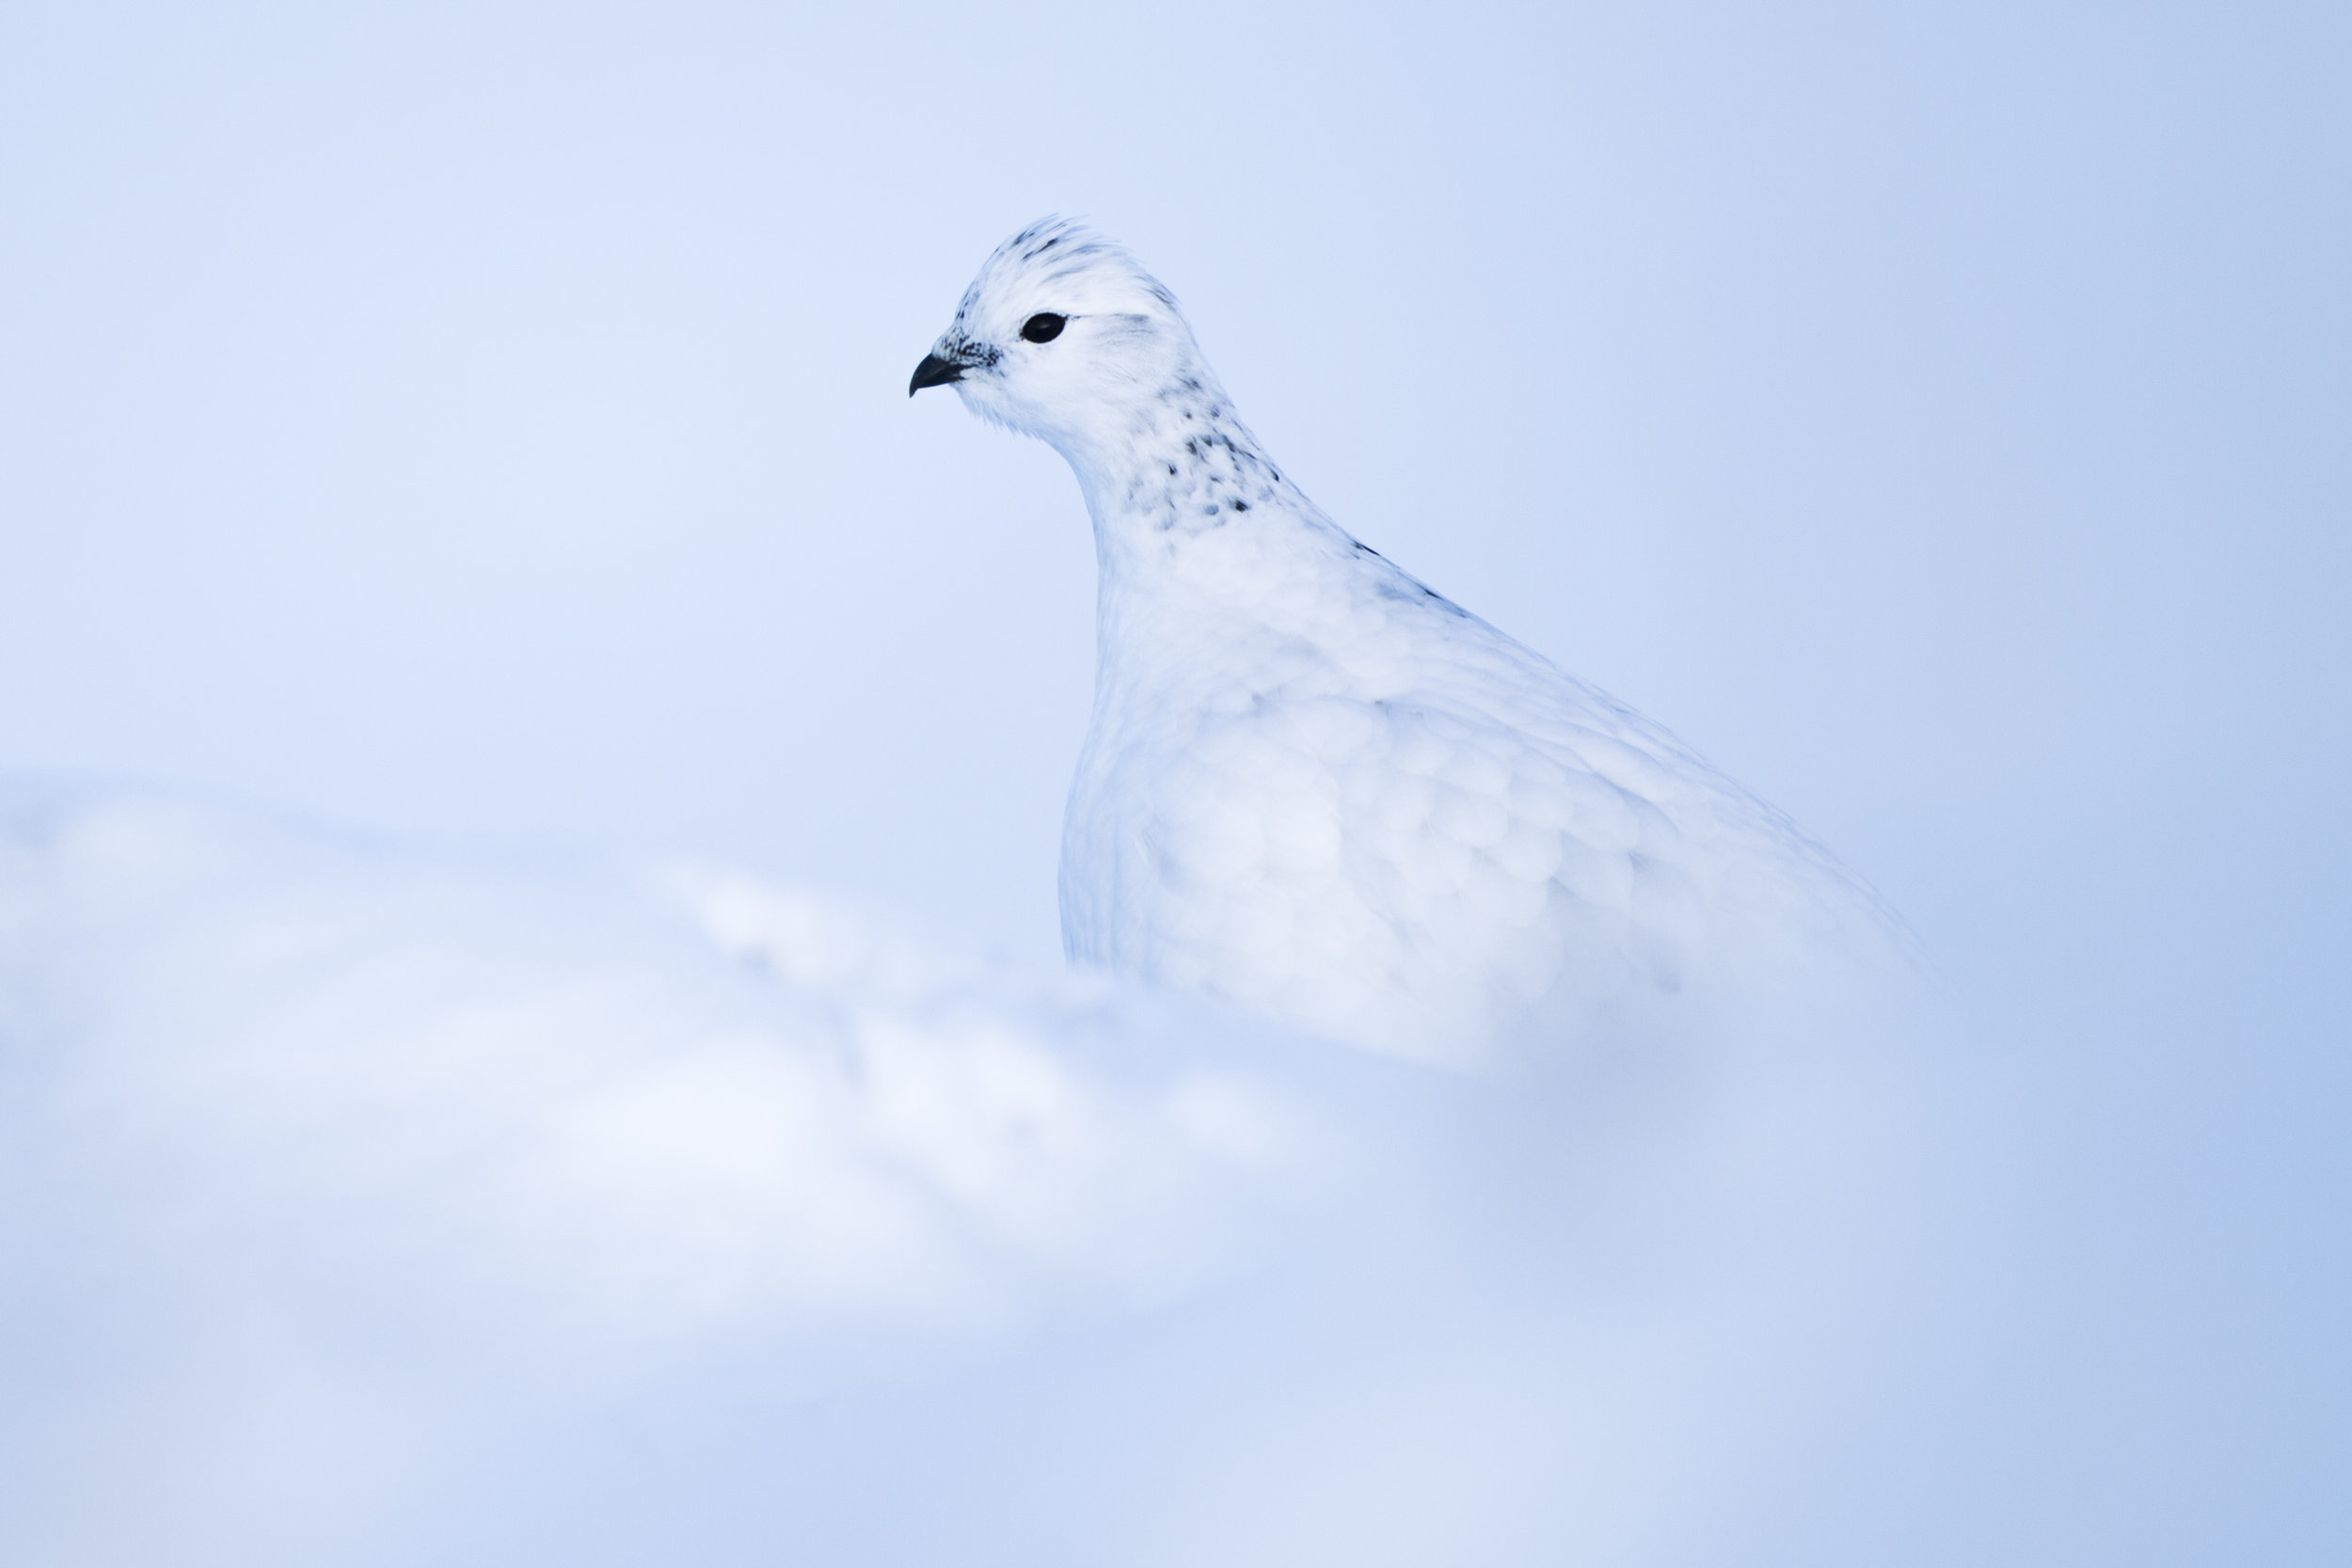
top-left (909, 353), bottom-right (962, 396)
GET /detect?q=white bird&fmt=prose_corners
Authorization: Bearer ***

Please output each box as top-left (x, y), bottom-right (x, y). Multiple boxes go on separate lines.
top-left (913, 219), bottom-right (1908, 1068)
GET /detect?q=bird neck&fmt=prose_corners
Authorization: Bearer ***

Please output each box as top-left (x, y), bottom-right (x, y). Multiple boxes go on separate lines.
top-left (1063, 388), bottom-right (1328, 581)
top-left (1057, 390), bottom-right (1380, 709)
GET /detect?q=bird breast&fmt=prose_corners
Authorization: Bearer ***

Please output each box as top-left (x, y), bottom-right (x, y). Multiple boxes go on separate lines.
top-left (1060, 589), bottom-right (1725, 1067)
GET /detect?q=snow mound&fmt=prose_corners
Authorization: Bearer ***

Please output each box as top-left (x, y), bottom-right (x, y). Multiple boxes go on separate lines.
top-left (0, 787), bottom-right (1337, 1357)
top-left (0, 784), bottom-right (1928, 1566)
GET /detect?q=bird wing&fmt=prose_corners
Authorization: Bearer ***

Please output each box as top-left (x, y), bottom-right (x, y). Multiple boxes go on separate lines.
top-left (1071, 597), bottom-right (1902, 1065)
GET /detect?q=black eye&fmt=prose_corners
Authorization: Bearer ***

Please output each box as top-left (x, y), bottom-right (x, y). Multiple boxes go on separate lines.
top-left (1021, 312), bottom-right (1066, 343)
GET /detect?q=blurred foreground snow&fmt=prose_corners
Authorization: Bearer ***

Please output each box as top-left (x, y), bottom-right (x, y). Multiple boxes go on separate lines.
top-left (0, 784), bottom-right (1929, 1565)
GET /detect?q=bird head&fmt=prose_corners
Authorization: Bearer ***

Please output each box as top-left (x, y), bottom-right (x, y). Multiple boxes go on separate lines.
top-left (910, 217), bottom-right (1216, 462)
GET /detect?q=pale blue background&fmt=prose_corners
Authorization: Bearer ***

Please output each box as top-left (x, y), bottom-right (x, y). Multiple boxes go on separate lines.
top-left (2, 1), bottom-right (2344, 1559)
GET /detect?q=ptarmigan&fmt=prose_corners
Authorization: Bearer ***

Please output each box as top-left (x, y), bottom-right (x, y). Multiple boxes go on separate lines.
top-left (912, 218), bottom-right (1906, 1068)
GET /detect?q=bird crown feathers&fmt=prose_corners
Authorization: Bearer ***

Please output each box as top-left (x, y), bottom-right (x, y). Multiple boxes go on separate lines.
top-left (953, 216), bottom-right (1184, 337)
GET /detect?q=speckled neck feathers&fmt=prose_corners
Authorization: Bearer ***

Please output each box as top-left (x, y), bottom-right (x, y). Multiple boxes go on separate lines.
top-left (1078, 371), bottom-right (1320, 560)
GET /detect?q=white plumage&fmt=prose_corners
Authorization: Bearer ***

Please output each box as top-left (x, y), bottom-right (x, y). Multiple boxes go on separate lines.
top-left (915, 219), bottom-right (1907, 1067)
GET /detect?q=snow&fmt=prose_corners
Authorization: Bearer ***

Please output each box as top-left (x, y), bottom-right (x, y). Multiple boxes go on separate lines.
top-left (0, 787), bottom-right (1334, 1347)
top-left (0, 784), bottom-right (1921, 1563)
